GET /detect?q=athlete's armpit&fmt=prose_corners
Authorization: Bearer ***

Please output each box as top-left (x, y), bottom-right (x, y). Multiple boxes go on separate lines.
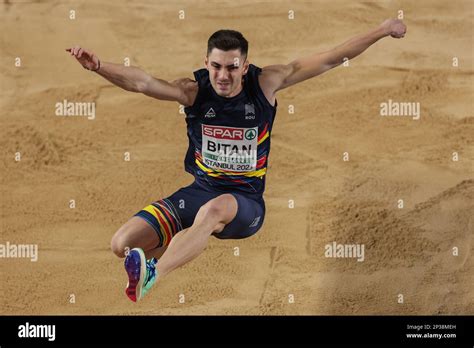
top-left (258, 64), bottom-right (295, 104)
top-left (170, 78), bottom-right (199, 107)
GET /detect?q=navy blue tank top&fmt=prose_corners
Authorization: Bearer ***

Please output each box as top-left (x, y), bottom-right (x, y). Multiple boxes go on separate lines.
top-left (183, 64), bottom-right (277, 198)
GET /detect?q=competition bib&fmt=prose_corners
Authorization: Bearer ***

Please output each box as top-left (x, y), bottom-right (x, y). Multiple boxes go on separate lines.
top-left (202, 124), bottom-right (258, 172)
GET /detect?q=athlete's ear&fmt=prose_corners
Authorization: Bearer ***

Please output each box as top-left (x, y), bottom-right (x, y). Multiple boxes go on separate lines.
top-left (242, 58), bottom-right (250, 75)
top-left (204, 56), bottom-right (209, 70)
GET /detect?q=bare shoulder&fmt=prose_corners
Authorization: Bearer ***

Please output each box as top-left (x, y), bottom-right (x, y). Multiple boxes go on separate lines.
top-left (260, 64), bottom-right (294, 90)
top-left (170, 77), bottom-right (198, 106)
top-left (171, 77), bottom-right (197, 89)
top-left (261, 64), bottom-right (293, 77)
top-left (170, 77), bottom-right (198, 94)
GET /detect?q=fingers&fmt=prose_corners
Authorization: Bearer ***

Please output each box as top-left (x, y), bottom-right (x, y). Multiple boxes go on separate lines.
top-left (81, 48), bottom-right (94, 59)
top-left (66, 45), bottom-right (83, 57)
top-left (66, 46), bottom-right (76, 56)
top-left (399, 26), bottom-right (407, 38)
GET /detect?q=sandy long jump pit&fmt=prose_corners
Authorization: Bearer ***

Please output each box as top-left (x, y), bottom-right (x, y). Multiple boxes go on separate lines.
top-left (1, 0), bottom-right (473, 321)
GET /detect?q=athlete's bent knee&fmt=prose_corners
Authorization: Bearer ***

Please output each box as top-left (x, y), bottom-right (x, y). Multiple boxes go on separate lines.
top-left (110, 231), bottom-right (127, 258)
top-left (199, 194), bottom-right (236, 224)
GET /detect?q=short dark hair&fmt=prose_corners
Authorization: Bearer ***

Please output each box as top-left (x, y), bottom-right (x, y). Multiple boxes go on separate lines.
top-left (207, 29), bottom-right (248, 57)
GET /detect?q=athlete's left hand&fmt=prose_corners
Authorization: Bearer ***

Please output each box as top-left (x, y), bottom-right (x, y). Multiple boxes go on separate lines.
top-left (380, 19), bottom-right (407, 38)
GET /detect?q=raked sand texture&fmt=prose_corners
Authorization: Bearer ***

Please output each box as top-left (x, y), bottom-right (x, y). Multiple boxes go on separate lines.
top-left (0, 0), bottom-right (473, 314)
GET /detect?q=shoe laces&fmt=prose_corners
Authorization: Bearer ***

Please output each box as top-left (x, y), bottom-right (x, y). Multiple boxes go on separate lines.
top-left (145, 257), bottom-right (157, 285)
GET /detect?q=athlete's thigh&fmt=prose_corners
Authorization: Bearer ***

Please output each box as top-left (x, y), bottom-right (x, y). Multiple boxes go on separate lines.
top-left (213, 193), bottom-right (265, 240)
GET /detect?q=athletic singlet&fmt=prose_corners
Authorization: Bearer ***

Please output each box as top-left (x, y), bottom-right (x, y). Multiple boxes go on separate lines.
top-left (183, 64), bottom-right (277, 197)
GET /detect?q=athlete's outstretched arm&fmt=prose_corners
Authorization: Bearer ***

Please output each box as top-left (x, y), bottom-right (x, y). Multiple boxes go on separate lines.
top-left (259, 18), bottom-right (406, 96)
top-left (65, 46), bottom-right (196, 106)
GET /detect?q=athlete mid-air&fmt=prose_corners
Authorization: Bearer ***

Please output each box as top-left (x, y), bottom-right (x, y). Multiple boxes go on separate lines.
top-left (66, 18), bottom-right (406, 302)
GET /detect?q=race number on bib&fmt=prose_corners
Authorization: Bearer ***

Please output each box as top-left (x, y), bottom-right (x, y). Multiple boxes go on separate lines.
top-left (202, 124), bottom-right (258, 172)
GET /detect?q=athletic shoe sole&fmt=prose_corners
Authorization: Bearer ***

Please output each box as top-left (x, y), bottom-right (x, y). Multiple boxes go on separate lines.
top-left (124, 248), bottom-right (146, 302)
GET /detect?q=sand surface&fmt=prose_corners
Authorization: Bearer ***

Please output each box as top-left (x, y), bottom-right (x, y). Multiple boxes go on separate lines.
top-left (1, 0), bottom-right (473, 314)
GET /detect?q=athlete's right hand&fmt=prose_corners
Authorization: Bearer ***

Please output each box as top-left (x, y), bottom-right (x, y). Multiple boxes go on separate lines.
top-left (380, 19), bottom-right (406, 39)
top-left (65, 46), bottom-right (100, 71)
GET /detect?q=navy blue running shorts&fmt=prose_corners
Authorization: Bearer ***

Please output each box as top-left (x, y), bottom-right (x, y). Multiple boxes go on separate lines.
top-left (134, 181), bottom-right (265, 247)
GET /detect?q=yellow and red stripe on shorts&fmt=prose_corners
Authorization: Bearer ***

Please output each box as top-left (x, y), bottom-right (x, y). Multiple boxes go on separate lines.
top-left (135, 199), bottom-right (182, 247)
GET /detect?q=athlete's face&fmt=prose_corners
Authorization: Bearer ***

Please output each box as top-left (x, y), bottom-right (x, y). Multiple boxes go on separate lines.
top-left (205, 48), bottom-right (249, 98)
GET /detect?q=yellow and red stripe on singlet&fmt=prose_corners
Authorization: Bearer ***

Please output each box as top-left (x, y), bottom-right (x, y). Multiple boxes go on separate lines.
top-left (257, 123), bottom-right (270, 145)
